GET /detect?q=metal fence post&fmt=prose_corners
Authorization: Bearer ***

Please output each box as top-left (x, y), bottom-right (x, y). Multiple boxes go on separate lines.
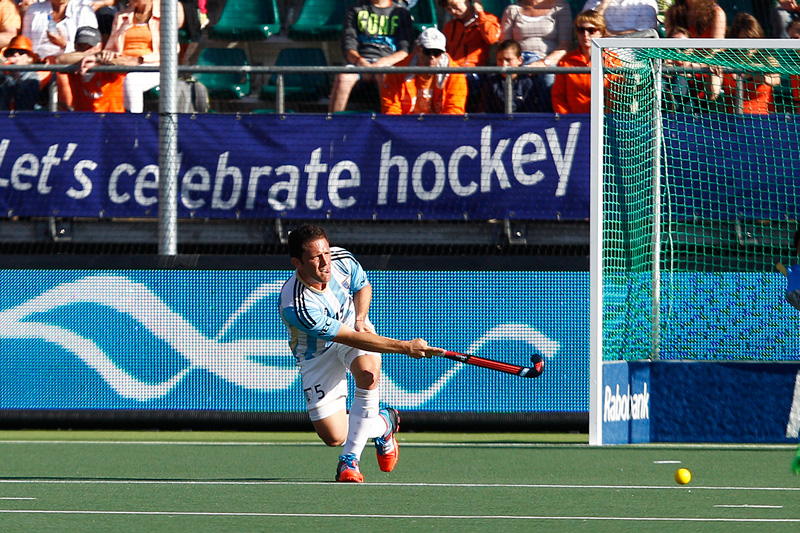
top-left (158, 0), bottom-right (179, 256)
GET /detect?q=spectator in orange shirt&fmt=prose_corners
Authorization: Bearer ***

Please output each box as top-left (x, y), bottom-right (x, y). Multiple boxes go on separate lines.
top-left (381, 27), bottom-right (468, 115)
top-left (54, 25), bottom-right (124, 112)
top-left (440, 0), bottom-right (500, 111)
top-left (551, 9), bottom-right (606, 114)
top-left (101, 0), bottom-right (184, 113)
top-left (719, 13), bottom-right (779, 114)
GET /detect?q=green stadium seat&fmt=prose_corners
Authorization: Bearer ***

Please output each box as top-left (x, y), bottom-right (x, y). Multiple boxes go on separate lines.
top-left (260, 48), bottom-right (331, 102)
top-left (479, 0), bottom-right (512, 18)
top-left (288, 0), bottom-right (351, 41)
top-left (208, 0), bottom-right (280, 41)
top-left (410, 0), bottom-right (438, 35)
top-left (193, 48), bottom-right (251, 100)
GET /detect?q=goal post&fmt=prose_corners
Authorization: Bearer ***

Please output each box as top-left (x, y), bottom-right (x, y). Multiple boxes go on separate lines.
top-left (589, 38), bottom-right (800, 445)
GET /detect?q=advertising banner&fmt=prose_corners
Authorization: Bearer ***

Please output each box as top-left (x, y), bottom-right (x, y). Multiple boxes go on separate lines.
top-left (0, 114), bottom-right (591, 221)
top-left (0, 269), bottom-right (590, 413)
top-left (601, 361), bottom-right (651, 444)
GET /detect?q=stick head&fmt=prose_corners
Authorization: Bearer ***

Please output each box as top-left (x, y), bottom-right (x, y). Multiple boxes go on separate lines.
top-left (527, 353), bottom-right (544, 378)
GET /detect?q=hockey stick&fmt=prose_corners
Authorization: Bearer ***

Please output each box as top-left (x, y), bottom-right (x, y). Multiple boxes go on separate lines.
top-left (434, 350), bottom-right (544, 378)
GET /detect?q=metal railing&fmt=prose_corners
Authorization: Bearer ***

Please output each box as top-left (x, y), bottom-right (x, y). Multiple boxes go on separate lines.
top-left (2, 63), bottom-right (775, 114)
top-left (1, 63), bottom-right (591, 114)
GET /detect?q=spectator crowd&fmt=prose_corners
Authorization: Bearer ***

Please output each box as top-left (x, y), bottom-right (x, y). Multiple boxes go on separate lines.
top-left (0, 0), bottom-right (201, 111)
top-left (0, 0), bottom-right (798, 114)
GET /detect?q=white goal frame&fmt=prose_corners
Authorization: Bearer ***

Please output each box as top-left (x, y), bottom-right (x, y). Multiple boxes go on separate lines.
top-left (588, 38), bottom-right (800, 445)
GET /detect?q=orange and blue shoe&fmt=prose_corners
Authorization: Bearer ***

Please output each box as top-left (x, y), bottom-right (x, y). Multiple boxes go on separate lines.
top-left (335, 453), bottom-right (364, 483)
top-left (374, 407), bottom-right (400, 472)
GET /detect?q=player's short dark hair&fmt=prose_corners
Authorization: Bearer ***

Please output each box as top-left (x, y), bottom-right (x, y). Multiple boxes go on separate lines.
top-left (288, 224), bottom-right (328, 260)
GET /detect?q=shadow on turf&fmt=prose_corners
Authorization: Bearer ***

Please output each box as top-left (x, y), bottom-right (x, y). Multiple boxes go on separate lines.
top-left (0, 476), bottom-right (311, 483)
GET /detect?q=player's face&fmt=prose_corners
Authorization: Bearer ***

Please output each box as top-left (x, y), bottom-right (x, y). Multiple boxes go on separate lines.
top-left (294, 237), bottom-right (332, 288)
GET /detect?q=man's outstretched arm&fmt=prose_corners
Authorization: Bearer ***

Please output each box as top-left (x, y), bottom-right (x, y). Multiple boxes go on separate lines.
top-left (334, 323), bottom-right (444, 359)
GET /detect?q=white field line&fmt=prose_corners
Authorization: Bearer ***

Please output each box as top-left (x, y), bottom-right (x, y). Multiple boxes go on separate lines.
top-left (0, 479), bottom-right (798, 492)
top-left (714, 505), bottom-right (784, 509)
top-left (0, 441), bottom-right (795, 450)
top-left (0, 509), bottom-right (797, 522)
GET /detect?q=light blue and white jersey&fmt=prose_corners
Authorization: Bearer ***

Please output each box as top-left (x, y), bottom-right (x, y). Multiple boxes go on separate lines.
top-left (279, 247), bottom-right (370, 361)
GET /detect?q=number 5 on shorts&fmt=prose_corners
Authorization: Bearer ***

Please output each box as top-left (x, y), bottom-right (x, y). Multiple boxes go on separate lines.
top-left (304, 384), bottom-right (325, 402)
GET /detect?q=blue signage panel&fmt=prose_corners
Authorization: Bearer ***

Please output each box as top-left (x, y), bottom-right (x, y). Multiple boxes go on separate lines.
top-left (0, 270), bottom-right (590, 413)
top-left (650, 361), bottom-right (800, 443)
top-left (0, 114), bottom-right (591, 221)
top-left (602, 359), bottom-right (800, 444)
top-left (601, 361), bottom-right (651, 444)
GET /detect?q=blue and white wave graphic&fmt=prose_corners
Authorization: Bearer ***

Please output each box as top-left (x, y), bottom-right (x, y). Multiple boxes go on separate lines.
top-left (0, 276), bottom-right (297, 401)
top-left (0, 271), bottom-right (588, 411)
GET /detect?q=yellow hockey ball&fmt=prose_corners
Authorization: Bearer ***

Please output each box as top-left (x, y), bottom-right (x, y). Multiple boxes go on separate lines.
top-left (675, 468), bottom-right (692, 484)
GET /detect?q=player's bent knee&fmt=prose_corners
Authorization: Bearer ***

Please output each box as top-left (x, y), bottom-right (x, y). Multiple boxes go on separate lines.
top-left (354, 370), bottom-right (379, 389)
top-left (322, 435), bottom-right (346, 447)
top-left (351, 355), bottom-right (381, 389)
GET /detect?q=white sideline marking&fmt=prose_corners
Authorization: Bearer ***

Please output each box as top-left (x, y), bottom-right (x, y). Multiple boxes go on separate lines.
top-left (0, 479), bottom-right (798, 492)
top-left (0, 441), bottom-right (795, 451)
top-left (653, 460), bottom-right (682, 464)
top-left (0, 498), bottom-right (35, 500)
top-left (0, 509), bottom-right (797, 522)
top-left (714, 505), bottom-right (783, 509)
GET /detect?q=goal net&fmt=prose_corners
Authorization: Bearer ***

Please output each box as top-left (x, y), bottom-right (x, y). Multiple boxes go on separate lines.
top-left (591, 38), bottom-right (800, 366)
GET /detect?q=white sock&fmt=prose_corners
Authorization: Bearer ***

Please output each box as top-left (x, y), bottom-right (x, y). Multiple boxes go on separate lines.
top-left (341, 388), bottom-right (387, 460)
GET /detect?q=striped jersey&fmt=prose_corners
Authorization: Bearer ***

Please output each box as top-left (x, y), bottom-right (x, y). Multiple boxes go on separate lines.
top-left (278, 247), bottom-right (370, 361)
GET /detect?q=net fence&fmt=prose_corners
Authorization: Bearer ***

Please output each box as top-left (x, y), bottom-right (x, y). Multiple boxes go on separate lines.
top-left (598, 40), bottom-right (800, 362)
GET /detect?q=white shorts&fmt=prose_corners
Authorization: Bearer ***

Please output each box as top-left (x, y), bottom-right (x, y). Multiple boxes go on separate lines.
top-left (297, 343), bottom-right (380, 421)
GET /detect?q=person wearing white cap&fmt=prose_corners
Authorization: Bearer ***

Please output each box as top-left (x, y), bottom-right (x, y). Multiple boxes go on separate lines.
top-left (380, 27), bottom-right (468, 115)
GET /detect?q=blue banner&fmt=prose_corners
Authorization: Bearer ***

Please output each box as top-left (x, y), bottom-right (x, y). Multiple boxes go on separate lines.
top-left (3, 114), bottom-right (799, 221)
top-left (0, 270), bottom-right (589, 412)
top-left (662, 114), bottom-right (800, 220)
top-left (602, 360), bottom-right (800, 443)
top-left (650, 360), bottom-right (800, 443)
top-left (0, 114), bottom-right (590, 221)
